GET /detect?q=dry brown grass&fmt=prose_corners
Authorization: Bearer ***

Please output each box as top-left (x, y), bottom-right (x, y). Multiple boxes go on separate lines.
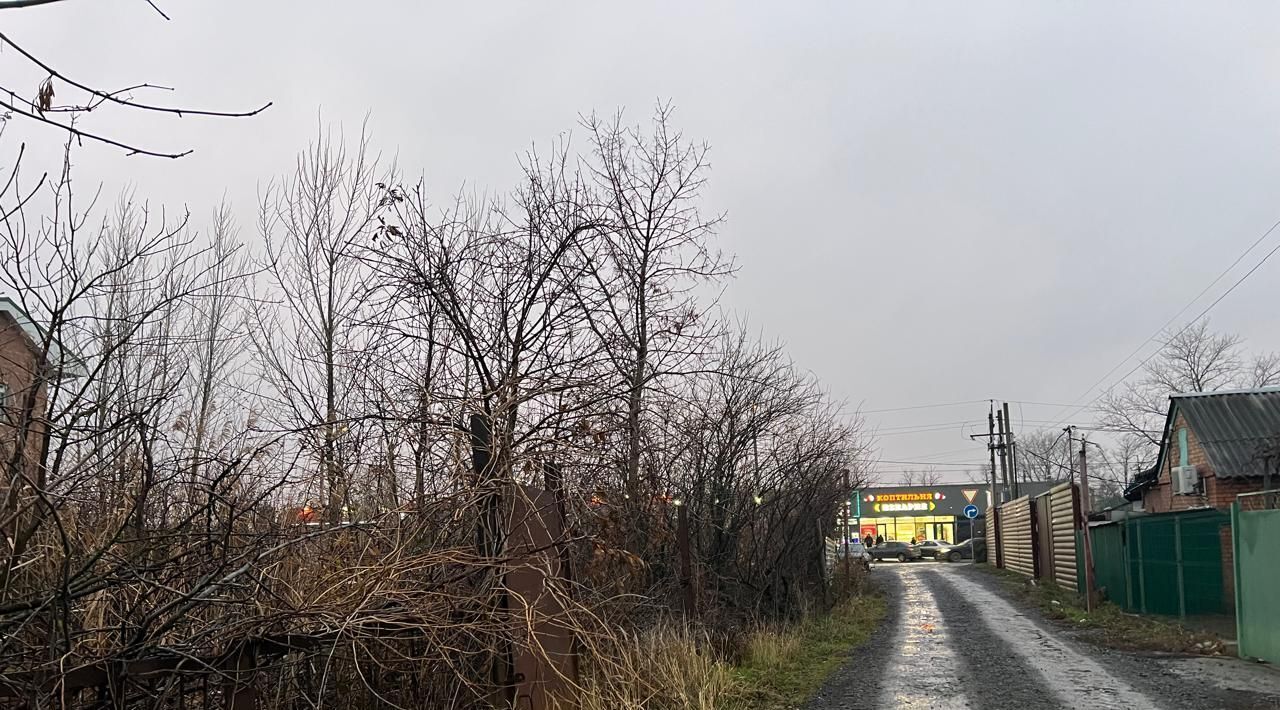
top-left (568, 624), bottom-right (741, 710)
top-left (742, 623), bottom-right (802, 672)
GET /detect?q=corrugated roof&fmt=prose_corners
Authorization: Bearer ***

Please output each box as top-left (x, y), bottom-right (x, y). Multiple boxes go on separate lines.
top-left (1169, 388), bottom-right (1280, 479)
top-left (0, 296), bottom-right (84, 379)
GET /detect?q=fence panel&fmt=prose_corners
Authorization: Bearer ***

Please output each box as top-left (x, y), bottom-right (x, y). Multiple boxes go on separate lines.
top-left (1134, 515), bottom-right (1180, 615)
top-left (986, 507), bottom-right (1000, 567)
top-left (1083, 509), bottom-right (1229, 617)
top-left (1234, 499), bottom-right (1280, 662)
top-left (1047, 482), bottom-right (1079, 591)
top-left (1088, 522), bottom-right (1126, 605)
top-left (1179, 511), bottom-right (1228, 615)
top-left (999, 496), bottom-right (1035, 578)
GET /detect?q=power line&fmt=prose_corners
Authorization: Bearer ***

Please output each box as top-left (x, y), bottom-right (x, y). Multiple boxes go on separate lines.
top-left (872, 417), bottom-right (1100, 433)
top-left (856, 399), bottom-right (988, 414)
top-left (1005, 399), bottom-right (1088, 408)
top-left (1046, 216), bottom-right (1280, 428)
top-left (892, 446), bottom-right (990, 461)
top-left (873, 425), bottom-right (986, 437)
top-left (871, 419), bottom-right (983, 432)
top-left (875, 458), bottom-right (989, 466)
top-left (1017, 445), bottom-right (1073, 475)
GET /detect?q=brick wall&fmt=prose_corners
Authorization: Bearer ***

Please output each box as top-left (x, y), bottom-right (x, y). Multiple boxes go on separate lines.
top-left (0, 311), bottom-right (48, 479)
top-left (1141, 411), bottom-right (1261, 513)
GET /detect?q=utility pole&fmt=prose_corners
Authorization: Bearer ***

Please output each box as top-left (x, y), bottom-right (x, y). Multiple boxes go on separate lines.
top-left (1079, 433), bottom-right (1096, 612)
top-left (988, 404), bottom-right (998, 506)
top-left (1003, 401), bottom-right (1019, 499)
top-left (1065, 425), bottom-right (1075, 483)
top-left (971, 402), bottom-right (1005, 566)
top-left (996, 409), bottom-right (1010, 497)
top-left (987, 402), bottom-right (1002, 568)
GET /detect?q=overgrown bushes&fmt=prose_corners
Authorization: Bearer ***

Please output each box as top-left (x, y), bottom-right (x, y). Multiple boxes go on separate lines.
top-left (0, 106), bottom-right (871, 707)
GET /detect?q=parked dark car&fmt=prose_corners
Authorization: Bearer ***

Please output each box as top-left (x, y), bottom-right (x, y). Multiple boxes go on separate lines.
top-left (939, 537), bottom-right (986, 563)
top-left (869, 541), bottom-right (922, 562)
top-left (910, 539), bottom-right (952, 559)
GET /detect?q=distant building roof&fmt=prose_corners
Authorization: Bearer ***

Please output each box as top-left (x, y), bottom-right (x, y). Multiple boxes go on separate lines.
top-left (1156, 388), bottom-right (1280, 480)
top-left (1123, 464), bottom-right (1160, 501)
top-left (0, 296), bottom-right (84, 379)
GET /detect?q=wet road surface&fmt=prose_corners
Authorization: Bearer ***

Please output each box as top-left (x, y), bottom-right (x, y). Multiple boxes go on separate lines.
top-left (806, 562), bottom-right (1280, 710)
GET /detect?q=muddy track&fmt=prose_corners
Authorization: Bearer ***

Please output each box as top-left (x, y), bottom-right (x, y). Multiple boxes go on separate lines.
top-left (806, 562), bottom-right (1280, 710)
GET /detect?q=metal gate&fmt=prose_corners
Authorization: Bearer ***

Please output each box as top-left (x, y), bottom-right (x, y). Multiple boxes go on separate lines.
top-left (999, 496), bottom-right (1035, 578)
top-left (1234, 492), bottom-right (1280, 662)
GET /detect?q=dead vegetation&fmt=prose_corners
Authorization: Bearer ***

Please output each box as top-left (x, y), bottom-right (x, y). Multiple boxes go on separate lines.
top-left (0, 104), bottom-right (874, 708)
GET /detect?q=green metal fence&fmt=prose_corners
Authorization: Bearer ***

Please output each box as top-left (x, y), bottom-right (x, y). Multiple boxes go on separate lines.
top-left (1233, 497), bottom-right (1280, 663)
top-left (1081, 509), bottom-right (1230, 617)
top-left (1088, 522), bottom-right (1127, 607)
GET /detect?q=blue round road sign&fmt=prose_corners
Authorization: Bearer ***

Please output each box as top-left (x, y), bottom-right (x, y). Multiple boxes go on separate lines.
top-left (963, 504), bottom-right (979, 519)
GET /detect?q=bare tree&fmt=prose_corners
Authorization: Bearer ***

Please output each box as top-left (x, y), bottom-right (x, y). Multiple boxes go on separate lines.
top-left (1100, 320), bottom-right (1280, 450)
top-left (898, 468), bottom-right (942, 486)
top-left (252, 121), bottom-right (391, 523)
top-left (1015, 429), bottom-right (1072, 483)
top-left (579, 104), bottom-right (733, 500)
top-left (177, 201), bottom-right (251, 501)
top-left (0, 107), bottom-right (878, 706)
top-left (661, 328), bottom-right (871, 616)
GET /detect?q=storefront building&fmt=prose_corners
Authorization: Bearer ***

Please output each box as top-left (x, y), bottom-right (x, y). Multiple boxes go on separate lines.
top-left (850, 484), bottom-right (995, 544)
top-left (847, 482), bottom-right (1055, 544)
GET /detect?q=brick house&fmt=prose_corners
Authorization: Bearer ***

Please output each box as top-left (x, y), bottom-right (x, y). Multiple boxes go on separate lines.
top-left (1126, 388), bottom-right (1280, 511)
top-left (1124, 388), bottom-right (1280, 603)
top-left (0, 297), bottom-right (80, 483)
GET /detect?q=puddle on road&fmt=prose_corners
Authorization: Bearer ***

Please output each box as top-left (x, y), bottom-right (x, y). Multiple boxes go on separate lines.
top-left (882, 566), bottom-right (970, 709)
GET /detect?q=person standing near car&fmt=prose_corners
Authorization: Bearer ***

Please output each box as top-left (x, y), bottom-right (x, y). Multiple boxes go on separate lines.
top-left (863, 534), bottom-right (873, 549)
top-left (875, 534), bottom-right (884, 546)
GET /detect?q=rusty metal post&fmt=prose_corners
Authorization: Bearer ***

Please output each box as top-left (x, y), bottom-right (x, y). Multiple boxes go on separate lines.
top-left (470, 413), bottom-right (513, 704)
top-left (224, 643), bottom-right (257, 710)
top-left (677, 503), bottom-right (695, 618)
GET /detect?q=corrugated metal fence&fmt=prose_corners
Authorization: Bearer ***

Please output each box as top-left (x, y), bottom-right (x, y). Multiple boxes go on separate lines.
top-left (986, 507), bottom-right (1000, 568)
top-left (990, 483), bottom-right (1081, 591)
top-left (1233, 492), bottom-right (1280, 662)
top-left (999, 496), bottom-right (1036, 578)
top-left (1084, 508), bottom-right (1230, 617)
top-left (1046, 482), bottom-right (1080, 591)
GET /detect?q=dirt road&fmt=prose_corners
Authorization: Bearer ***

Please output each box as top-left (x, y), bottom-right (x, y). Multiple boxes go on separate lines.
top-left (807, 563), bottom-right (1280, 710)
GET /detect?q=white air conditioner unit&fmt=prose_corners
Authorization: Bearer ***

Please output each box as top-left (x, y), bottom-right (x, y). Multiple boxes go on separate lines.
top-left (1172, 465), bottom-right (1200, 495)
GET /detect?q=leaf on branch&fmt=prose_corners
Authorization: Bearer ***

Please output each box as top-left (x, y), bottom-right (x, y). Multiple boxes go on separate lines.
top-left (36, 76), bottom-right (54, 113)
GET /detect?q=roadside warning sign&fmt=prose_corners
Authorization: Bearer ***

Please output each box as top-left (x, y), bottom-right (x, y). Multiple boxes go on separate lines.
top-left (962, 489), bottom-right (978, 503)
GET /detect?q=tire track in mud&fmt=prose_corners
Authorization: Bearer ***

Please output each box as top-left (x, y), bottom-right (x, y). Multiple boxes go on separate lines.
top-left (880, 565), bottom-right (968, 709)
top-left (914, 566), bottom-right (1065, 710)
top-left (929, 568), bottom-right (1161, 710)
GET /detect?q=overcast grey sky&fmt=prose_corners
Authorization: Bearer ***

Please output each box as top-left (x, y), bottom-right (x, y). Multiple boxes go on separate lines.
top-left (6, 1), bottom-right (1280, 483)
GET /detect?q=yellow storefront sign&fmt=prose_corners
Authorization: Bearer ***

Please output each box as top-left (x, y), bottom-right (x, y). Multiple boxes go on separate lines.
top-left (873, 501), bottom-right (937, 513)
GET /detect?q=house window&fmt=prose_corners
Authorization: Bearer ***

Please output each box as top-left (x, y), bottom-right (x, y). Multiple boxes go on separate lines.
top-left (1178, 427), bottom-right (1189, 468)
